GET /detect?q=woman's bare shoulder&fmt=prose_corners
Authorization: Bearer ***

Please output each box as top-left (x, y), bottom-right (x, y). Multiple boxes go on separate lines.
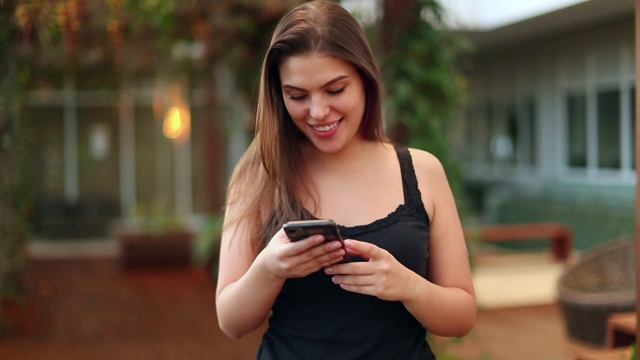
top-left (406, 148), bottom-right (445, 176)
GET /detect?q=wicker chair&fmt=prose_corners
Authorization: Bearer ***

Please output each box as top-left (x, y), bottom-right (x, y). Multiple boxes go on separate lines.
top-left (557, 236), bottom-right (636, 346)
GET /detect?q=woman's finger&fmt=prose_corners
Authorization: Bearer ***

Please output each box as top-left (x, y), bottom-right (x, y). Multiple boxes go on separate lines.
top-left (344, 239), bottom-right (385, 261)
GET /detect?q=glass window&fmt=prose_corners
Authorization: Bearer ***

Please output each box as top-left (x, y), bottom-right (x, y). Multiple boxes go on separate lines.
top-left (24, 106), bottom-right (65, 198)
top-left (191, 106), bottom-right (208, 214)
top-left (465, 106), bottom-right (477, 163)
top-left (632, 87), bottom-right (636, 170)
top-left (134, 105), bottom-right (169, 210)
top-left (77, 107), bottom-right (121, 209)
top-left (567, 93), bottom-right (587, 167)
top-left (526, 98), bottom-right (537, 165)
top-left (506, 103), bottom-right (518, 165)
top-left (467, 97), bottom-right (537, 169)
top-left (464, 107), bottom-right (473, 162)
top-left (485, 103), bottom-right (495, 162)
top-left (597, 89), bottom-right (621, 169)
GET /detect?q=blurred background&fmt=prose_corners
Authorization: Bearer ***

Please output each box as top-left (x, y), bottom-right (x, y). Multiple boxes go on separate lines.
top-left (0, 0), bottom-right (637, 359)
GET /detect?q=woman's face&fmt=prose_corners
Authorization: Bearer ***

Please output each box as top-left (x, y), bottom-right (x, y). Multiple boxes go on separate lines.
top-left (279, 52), bottom-right (366, 154)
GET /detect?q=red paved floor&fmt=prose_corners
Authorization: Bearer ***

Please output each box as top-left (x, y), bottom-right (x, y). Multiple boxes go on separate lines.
top-left (0, 258), bottom-right (265, 360)
top-left (1, 256), bottom-right (621, 360)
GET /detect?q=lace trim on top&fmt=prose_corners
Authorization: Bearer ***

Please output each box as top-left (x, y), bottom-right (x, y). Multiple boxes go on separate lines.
top-left (302, 145), bottom-right (430, 238)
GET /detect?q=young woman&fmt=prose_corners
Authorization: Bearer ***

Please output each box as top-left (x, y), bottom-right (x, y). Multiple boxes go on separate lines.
top-left (215, 1), bottom-right (475, 359)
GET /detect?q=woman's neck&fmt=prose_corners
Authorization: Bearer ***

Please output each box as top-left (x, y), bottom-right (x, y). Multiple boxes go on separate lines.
top-left (301, 137), bottom-right (387, 173)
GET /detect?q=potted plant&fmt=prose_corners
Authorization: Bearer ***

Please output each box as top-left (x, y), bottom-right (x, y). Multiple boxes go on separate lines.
top-left (191, 212), bottom-right (224, 280)
top-left (117, 201), bottom-right (194, 269)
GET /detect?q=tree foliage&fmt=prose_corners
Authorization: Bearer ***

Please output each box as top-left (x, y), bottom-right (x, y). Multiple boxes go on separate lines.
top-left (11, 0), bottom-right (302, 82)
top-left (379, 0), bottom-right (468, 200)
top-left (0, 0), bottom-right (30, 326)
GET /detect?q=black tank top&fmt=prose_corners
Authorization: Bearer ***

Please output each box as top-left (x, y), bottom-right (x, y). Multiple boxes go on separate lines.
top-left (257, 146), bottom-right (435, 360)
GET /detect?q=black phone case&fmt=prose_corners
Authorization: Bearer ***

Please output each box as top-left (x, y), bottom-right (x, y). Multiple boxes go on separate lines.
top-left (283, 219), bottom-right (343, 242)
top-left (283, 219), bottom-right (350, 262)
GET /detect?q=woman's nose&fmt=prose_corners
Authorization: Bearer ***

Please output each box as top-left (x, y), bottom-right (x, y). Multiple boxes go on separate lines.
top-left (308, 98), bottom-right (330, 120)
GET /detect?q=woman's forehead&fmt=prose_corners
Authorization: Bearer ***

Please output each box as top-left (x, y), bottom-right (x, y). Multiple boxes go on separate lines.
top-left (279, 52), bottom-right (356, 88)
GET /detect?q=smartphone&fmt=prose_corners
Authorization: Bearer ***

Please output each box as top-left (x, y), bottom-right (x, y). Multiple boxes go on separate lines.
top-left (283, 219), bottom-right (350, 262)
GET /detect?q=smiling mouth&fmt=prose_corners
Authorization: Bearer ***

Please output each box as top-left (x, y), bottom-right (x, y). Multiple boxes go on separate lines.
top-left (312, 120), bottom-right (340, 132)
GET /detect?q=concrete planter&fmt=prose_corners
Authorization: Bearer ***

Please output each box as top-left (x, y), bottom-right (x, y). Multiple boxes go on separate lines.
top-left (118, 230), bottom-right (193, 269)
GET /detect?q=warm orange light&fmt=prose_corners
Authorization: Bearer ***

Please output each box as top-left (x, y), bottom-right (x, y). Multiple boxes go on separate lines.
top-left (163, 106), bottom-right (186, 140)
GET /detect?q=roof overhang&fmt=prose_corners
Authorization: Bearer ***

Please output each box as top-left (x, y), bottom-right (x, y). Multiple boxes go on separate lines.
top-left (454, 0), bottom-right (635, 52)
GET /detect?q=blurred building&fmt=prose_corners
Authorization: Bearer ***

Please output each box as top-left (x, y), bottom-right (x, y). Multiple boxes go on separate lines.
top-left (451, 0), bottom-right (636, 249)
top-left (24, 64), bottom-right (242, 240)
top-left (17, 2), bottom-right (274, 242)
top-left (22, 0), bottom-right (636, 251)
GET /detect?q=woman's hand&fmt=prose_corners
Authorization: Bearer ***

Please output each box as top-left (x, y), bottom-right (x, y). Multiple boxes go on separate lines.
top-left (259, 228), bottom-right (348, 279)
top-left (323, 239), bottom-right (421, 302)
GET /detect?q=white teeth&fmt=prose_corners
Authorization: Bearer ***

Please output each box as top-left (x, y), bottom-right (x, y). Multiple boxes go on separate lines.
top-left (313, 122), bottom-right (338, 132)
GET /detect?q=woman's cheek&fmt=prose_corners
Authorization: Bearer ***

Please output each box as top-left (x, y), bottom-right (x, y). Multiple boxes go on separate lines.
top-left (287, 106), bottom-right (307, 126)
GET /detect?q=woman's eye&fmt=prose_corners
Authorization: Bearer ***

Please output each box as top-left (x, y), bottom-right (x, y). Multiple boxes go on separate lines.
top-left (328, 86), bottom-right (345, 95)
top-left (288, 94), bottom-right (307, 101)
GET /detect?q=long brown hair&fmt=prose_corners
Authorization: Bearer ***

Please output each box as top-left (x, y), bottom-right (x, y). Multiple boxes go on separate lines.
top-left (225, 0), bottom-right (387, 248)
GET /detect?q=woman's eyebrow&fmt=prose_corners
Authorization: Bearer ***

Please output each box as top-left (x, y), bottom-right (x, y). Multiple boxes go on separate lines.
top-left (282, 75), bottom-right (349, 91)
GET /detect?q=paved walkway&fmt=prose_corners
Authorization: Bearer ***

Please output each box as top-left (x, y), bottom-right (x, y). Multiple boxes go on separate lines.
top-left (1, 242), bottom-right (613, 360)
top-left (0, 258), bottom-right (265, 360)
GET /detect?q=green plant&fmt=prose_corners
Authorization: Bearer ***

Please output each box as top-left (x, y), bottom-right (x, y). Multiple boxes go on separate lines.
top-left (1, 0), bottom-right (30, 332)
top-left (429, 332), bottom-right (489, 360)
top-left (379, 0), bottom-right (470, 202)
top-left (192, 212), bottom-right (224, 272)
top-left (122, 199), bottom-right (187, 234)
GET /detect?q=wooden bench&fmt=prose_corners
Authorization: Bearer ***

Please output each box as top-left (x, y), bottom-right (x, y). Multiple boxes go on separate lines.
top-left (464, 222), bottom-right (573, 261)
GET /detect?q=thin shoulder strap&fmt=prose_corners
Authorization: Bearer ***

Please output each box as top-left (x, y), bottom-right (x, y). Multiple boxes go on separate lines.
top-left (394, 145), bottom-right (430, 223)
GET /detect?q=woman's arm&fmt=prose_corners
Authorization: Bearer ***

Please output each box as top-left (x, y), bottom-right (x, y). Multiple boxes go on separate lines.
top-left (216, 197), bottom-right (348, 339)
top-left (403, 149), bottom-right (476, 336)
top-left (215, 217), bottom-right (285, 339)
